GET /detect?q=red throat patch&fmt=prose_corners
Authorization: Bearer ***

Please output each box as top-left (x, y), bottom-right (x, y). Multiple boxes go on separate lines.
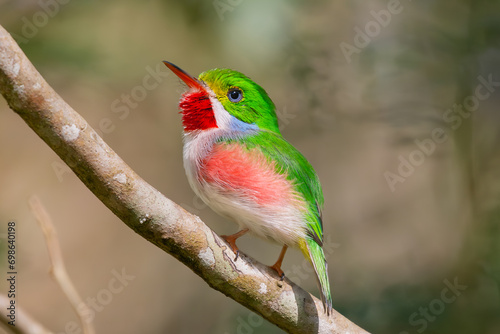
top-left (179, 90), bottom-right (218, 132)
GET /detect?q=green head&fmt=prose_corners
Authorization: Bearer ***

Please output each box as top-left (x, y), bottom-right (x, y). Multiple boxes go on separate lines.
top-left (164, 61), bottom-right (280, 134)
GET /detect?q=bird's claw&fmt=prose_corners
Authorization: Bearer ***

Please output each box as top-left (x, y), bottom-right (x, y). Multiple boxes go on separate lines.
top-left (221, 229), bottom-right (249, 262)
top-left (269, 263), bottom-right (285, 280)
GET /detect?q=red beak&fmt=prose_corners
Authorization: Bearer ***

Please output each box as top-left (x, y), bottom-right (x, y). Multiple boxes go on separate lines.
top-left (163, 61), bottom-right (205, 91)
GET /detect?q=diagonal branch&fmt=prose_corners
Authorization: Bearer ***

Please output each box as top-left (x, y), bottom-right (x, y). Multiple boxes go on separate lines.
top-left (0, 24), bottom-right (369, 334)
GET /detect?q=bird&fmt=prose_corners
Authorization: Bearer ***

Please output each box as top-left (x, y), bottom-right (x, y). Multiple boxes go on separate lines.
top-left (163, 61), bottom-right (332, 315)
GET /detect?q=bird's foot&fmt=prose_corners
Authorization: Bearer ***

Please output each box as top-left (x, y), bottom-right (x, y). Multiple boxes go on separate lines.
top-left (269, 263), bottom-right (285, 281)
top-left (220, 228), bottom-right (249, 261)
top-left (270, 245), bottom-right (288, 281)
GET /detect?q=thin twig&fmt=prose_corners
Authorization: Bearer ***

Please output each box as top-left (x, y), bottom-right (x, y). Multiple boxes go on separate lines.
top-left (0, 294), bottom-right (53, 334)
top-left (29, 196), bottom-right (95, 334)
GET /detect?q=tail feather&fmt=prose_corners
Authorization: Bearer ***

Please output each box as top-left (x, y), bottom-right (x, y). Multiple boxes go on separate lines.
top-left (305, 238), bottom-right (333, 315)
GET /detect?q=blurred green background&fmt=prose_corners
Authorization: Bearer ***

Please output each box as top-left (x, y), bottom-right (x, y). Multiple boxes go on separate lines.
top-left (1, 0), bottom-right (500, 333)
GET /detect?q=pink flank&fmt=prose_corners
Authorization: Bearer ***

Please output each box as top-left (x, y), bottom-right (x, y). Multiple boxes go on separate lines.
top-left (200, 143), bottom-right (301, 207)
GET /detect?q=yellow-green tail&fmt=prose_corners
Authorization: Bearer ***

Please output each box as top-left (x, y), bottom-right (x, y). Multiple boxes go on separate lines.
top-left (301, 238), bottom-right (333, 315)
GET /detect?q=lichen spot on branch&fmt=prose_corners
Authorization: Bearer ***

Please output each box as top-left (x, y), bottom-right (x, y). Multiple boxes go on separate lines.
top-left (61, 124), bottom-right (80, 142)
top-left (199, 248), bottom-right (216, 267)
top-left (113, 173), bottom-right (127, 184)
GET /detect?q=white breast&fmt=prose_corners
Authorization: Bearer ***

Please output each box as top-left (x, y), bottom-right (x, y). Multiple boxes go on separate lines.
top-left (182, 130), bottom-right (308, 247)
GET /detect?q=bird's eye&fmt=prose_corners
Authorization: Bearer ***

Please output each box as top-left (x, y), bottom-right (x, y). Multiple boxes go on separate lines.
top-left (227, 88), bottom-right (243, 103)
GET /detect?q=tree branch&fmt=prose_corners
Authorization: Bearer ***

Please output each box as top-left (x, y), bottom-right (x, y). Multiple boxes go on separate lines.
top-left (0, 24), bottom-right (369, 334)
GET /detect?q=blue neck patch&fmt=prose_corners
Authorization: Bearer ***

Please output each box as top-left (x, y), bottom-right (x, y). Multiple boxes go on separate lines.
top-left (228, 114), bottom-right (259, 134)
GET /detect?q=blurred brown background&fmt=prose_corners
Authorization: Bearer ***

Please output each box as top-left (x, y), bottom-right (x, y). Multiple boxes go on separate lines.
top-left (1, 0), bottom-right (500, 333)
